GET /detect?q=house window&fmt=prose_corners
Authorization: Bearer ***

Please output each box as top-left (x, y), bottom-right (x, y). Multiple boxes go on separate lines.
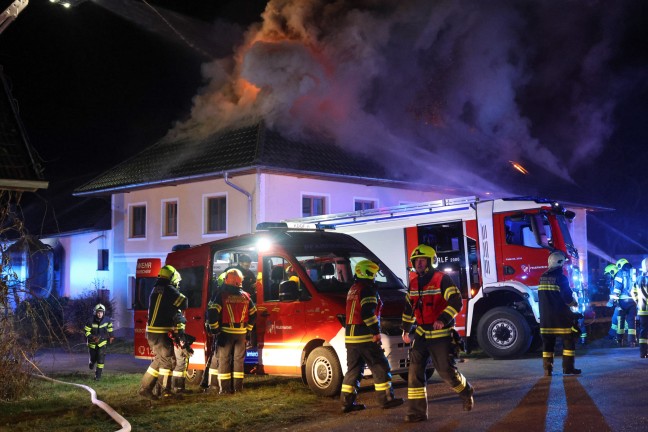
top-left (163, 200), bottom-right (178, 237)
top-left (354, 199), bottom-right (376, 211)
top-left (206, 196), bottom-right (227, 234)
top-left (302, 196), bottom-right (326, 217)
top-left (130, 205), bottom-right (146, 238)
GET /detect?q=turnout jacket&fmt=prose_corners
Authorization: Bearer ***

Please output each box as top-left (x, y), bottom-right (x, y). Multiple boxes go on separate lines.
top-left (146, 279), bottom-right (187, 334)
top-left (612, 270), bottom-right (635, 300)
top-left (633, 274), bottom-right (648, 316)
top-left (402, 270), bottom-right (462, 339)
top-left (345, 279), bottom-right (383, 344)
top-left (85, 315), bottom-right (114, 347)
top-left (538, 267), bottom-right (576, 334)
top-left (207, 284), bottom-right (257, 335)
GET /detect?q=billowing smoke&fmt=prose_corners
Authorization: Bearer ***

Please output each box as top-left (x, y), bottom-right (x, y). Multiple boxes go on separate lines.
top-left (168, 0), bottom-right (629, 193)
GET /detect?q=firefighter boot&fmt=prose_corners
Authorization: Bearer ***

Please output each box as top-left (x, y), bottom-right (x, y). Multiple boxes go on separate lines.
top-left (138, 375), bottom-right (159, 401)
top-left (341, 391), bottom-right (366, 413)
top-left (173, 377), bottom-right (193, 394)
top-left (94, 366), bottom-right (103, 381)
top-left (378, 387), bottom-right (404, 409)
top-left (563, 356), bottom-right (581, 375)
top-left (219, 378), bottom-right (233, 395)
top-left (461, 385), bottom-right (474, 412)
top-left (89, 361), bottom-right (95, 370)
top-left (543, 356), bottom-right (554, 377)
top-left (233, 378), bottom-right (244, 393)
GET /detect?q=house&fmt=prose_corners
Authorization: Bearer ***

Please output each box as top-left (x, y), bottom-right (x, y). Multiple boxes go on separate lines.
top-left (73, 122), bottom-right (467, 334)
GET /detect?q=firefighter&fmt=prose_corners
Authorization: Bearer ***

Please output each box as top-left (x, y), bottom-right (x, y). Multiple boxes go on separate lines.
top-left (138, 264), bottom-right (187, 400)
top-left (611, 258), bottom-right (637, 347)
top-left (84, 303), bottom-right (114, 381)
top-left (210, 268), bottom-right (257, 394)
top-left (604, 264), bottom-right (621, 339)
top-left (633, 258), bottom-right (648, 358)
top-left (539, 251), bottom-right (581, 376)
top-left (202, 277), bottom-right (223, 394)
top-left (340, 260), bottom-right (404, 413)
top-left (401, 245), bottom-right (474, 423)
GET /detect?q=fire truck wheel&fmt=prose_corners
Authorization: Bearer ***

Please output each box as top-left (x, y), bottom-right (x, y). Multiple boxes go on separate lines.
top-left (185, 369), bottom-right (204, 385)
top-left (305, 346), bottom-right (343, 397)
top-left (477, 307), bottom-right (532, 359)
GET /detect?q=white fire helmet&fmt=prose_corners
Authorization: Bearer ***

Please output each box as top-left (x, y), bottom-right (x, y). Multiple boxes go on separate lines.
top-left (548, 251), bottom-right (567, 270)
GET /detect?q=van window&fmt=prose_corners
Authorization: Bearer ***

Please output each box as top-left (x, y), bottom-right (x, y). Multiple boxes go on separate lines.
top-left (178, 266), bottom-right (205, 309)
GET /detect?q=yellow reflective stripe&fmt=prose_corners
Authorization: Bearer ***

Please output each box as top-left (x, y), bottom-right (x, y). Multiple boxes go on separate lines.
top-left (348, 299), bottom-right (357, 324)
top-left (97, 340), bottom-right (108, 347)
top-left (209, 368), bottom-right (219, 376)
top-left (226, 303), bottom-right (235, 323)
top-left (146, 325), bottom-right (174, 333)
top-left (150, 293), bottom-right (163, 327)
top-left (538, 284), bottom-right (560, 291)
top-left (146, 367), bottom-right (159, 378)
top-left (360, 296), bottom-right (377, 306)
top-left (444, 305), bottom-right (458, 318)
top-left (540, 328), bottom-right (572, 335)
top-left (159, 368), bottom-right (171, 376)
top-left (452, 374), bottom-right (467, 393)
top-left (407, 387), bottom-right (427, 399)
top-left (172, 371), bottom-right (185, 377)
top-left (374, 381), bottom-right (391, 391)
top-left (222, 327), bottom-right (247, 334)
top-left (542, 352), bottom-right (554, 358)
top-left (218, 373), bottom-right (232, 380)
top-left (341, 384), bottom-right (355, 394)
top-left (345, 334), bottom-right (374, 343)
top-left (363, 315), bottom-right (378, 326)
top-left (443, 286), bottom-right (460, 300)
top-left (402, 314), bottom-right (415, 324)
top-left (233, 372), bottom-right (244, 379)
top-left (246, 324), bottom-right (254, 331)
top-left (173, 293), bottom-right (186, 308)
top-left (563, 349), bottom-right (575, 357)
top-left (209, 322), bottom-right (220, 330)
top-left (415, 327), bottom-right (451, 339)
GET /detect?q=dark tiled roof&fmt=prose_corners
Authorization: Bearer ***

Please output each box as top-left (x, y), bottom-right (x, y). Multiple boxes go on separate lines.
top-left (0, 67), bottom-right (48, 192)
top-left (74, 123), bottom-right (403, 196)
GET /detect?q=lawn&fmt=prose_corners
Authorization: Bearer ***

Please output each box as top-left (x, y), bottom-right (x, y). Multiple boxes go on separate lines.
top-left (0, 371), bottom-right (335, 432)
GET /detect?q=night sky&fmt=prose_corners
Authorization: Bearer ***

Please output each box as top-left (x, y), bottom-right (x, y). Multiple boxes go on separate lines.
top-left (1, 0), bottom-right (646, 258)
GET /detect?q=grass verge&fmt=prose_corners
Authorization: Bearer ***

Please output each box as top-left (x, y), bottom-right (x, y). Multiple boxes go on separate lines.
top-left (0, 372), bottom-right (335, 432)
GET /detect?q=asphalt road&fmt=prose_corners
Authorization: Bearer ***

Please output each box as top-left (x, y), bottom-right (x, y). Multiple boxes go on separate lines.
top-left (34, 342), bottom-right (646, 432)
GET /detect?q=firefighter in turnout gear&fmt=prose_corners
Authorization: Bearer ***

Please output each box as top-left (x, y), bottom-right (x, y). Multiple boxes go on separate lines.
top-left (340, 260), bottom-right (404, 413)
top-left (633, 258), bottom-right (648, 358)
top-left (203, 276), bottom-right (224, 394)
top-left (604, 264), bottom-right (621, 339)
top-left (139, 265), bottom-right (187, 400)
top-left (401, 245), bottom-right (474, 423)
top-left (84, 303), bottom-right (114, 381)
top-left (539, 251), bottom-right (581, 376)
top-left (209, 268), bottom-right (257, 394)
top-left (612, 258), bottom-right (637, 347)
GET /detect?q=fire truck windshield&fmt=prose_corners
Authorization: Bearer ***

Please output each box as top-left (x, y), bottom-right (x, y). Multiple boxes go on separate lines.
top-left (555, 215), bottom-right (578, 259)
top-left (295, 253), bottom-right (402, 293)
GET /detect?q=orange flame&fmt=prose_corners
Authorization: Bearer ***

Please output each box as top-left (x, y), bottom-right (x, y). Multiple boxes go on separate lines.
top-left (509, 160), bottom-right (529, 175)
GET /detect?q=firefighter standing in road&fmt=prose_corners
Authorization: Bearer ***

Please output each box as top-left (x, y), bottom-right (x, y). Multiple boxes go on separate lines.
top-left (604, 264), bottom-right (621, 339)
top-left (401, 245), bottom-right (474, 423)
top-left (611, 258), bottom-right (637, 347)
top-left (539, 251), bottom-right (582, 376)
top-left (84, 303), bottom-right (114, 381)
top-left (138, 265), bottom-right (187, 400)
top-left (340, 260), bottom-right (404, 413)
top-left (633, 258), bottom-right (648, 358)
top-left (209, 268), bottom-right (256, 394)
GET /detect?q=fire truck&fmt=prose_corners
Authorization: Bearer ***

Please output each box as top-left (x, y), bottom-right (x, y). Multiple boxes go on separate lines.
top-left (133, 228), bottom-right (410, 396)
top-left (287, 196), bottom-right (586, 359)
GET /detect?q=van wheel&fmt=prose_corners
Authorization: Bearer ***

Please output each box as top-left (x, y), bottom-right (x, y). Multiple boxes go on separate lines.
top-left (477, 307), bottom-right (531, 359)
top-left (185, 369), bottom-right (203, 386)
top-left (305, 346), bottom-right (343, 397)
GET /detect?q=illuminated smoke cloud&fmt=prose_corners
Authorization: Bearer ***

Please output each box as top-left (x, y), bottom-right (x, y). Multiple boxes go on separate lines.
top-left (170, 0), bottom-right (627, 192)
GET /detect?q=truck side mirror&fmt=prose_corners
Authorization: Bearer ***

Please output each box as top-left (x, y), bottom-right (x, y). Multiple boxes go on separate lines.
top-left (279, 280), bottom-right (299, 302)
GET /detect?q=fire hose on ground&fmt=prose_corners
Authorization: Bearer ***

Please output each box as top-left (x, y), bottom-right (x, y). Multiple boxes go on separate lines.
top-left (23, 352), bottom-right (132, 432)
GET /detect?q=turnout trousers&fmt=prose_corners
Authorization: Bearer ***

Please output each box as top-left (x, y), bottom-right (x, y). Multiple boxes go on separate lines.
top-left (217, 332), bottom-right (246, 393)
top-left (406, 334), bottom-right (472, 419)
top-left (341, 342), bottom-right (395, 407)
top-left (140, 332), bottom-right (174, 391)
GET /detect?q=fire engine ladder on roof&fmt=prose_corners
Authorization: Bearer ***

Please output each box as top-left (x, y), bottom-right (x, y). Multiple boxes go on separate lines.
top-left (286, 196), bottom-right (479, 229)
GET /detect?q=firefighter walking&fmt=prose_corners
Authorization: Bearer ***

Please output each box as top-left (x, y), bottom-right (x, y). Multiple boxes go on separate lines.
top-left (604, 264), bottom-right (621, 339)
top-left (209, 268), bottom-right (257, 394)
top-left (539, 251), bottom-right (582, 376)
top-left (401, 245), bottom-right (474, 423)
top-left (340, 260), bottom-right (404, 413)
top-left (612, 258), bottom-right (637, 347)
top-left (84, 303), bottom-right (114, 381)
top-left (138, 265), bottom-right (187, 400)
top-left (633, 258), bottom-right (648, 358)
